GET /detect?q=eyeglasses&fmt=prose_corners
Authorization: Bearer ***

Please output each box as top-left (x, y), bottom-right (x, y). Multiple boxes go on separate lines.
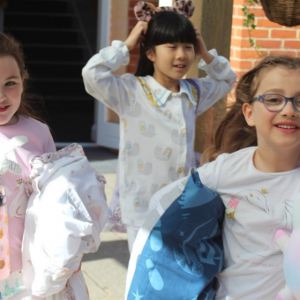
top-left (251, 94), bottom-right (300, 112)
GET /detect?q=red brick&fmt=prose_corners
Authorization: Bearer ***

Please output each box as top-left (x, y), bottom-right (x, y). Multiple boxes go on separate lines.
top-left (129, 19), bottom-right (137, 27)
top-left (233, 7), bottom-right (241, 16)
top-left (235, 28), bottom-right (253, 38)
top-left (233, 70), bottom-right (247, 80)
top-left (233, 0), bottom-right (249, 5)
top-left (271, 30), bottom-right (297, 39)
top-left (129, 55), bottom-right (139, 63)
top-left (234, 6), bottom-right (251, 17)
top-left (230, 48), bottom-right (235, 58)
top-left (128, 9), bottom-right (136, 18)
top-left (270, 50), bottom-right (296, 57)
top-left (248, 8), bottom-right (265, 17)
top-left (230, 59), bottom-right (252, 69)
top-left (256, 39), bottom-right (281, 48)
top-left (250, 29), bottom-right (269, 38)
top-left (231, 37), bottom-right (252, 48)
top-left (236, 49), bottom-right (261, 59)
top-left (232, 17), bottom-right (245, 26)
top-left (130, 48), bottom-right (140, 55)
top-left (127, 66), bottom-right (137, 73)
top-left (284, 41), bottom-right (300, 49)
top-left (256, 19), bottom-right (282, 28)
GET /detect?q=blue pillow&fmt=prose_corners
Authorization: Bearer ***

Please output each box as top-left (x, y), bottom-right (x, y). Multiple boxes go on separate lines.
top-left (127, 169), bottom-right (225, 300)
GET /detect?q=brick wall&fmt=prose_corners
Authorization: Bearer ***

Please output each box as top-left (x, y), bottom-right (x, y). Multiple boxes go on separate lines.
top-left (231, 0), bottom-right (300, 79)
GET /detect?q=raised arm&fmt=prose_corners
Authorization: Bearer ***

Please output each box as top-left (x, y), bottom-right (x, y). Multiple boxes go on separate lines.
top-left (191, 29), bottom-right (236, 116)
top-left (82, 21), bottom-right (147, 116)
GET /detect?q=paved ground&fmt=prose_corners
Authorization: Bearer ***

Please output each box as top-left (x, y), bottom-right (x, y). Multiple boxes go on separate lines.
top-left (82, 148), bottom-right (129, 300)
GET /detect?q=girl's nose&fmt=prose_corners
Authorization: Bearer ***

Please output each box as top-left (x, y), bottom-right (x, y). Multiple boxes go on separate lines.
top-left (176, 47), bottom-right (187, 59)
top-left (0, 88), bottom-right (6, 102)
top-left (280, 101), bottom-right (297, 118)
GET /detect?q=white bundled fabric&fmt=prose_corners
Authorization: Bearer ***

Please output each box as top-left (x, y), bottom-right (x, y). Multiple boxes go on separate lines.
top-left (22, 144), bottom-right (108, 299)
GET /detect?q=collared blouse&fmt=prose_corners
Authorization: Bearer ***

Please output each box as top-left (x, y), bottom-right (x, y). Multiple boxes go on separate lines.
top-left (82, 40), bottom-right (236, 227)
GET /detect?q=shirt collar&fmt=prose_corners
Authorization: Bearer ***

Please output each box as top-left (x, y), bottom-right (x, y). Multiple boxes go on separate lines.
top-left (139, 76), bottom-right (198, 107)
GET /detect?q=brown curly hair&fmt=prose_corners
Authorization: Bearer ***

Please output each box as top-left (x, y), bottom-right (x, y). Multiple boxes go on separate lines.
top-left (0, 32), bottom-right (44, 121)
top-left (201, 54), bottom-right (300, 164)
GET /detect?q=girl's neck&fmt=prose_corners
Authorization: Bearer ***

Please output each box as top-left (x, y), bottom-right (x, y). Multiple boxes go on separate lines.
top-left (152, 73), bottom-right (180, 93)
top-left (254, 146), bottom-right (300, 173)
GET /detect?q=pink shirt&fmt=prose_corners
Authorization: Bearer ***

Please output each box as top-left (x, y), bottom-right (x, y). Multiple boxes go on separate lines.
top-left (0, 115), bottom-right (55, 272)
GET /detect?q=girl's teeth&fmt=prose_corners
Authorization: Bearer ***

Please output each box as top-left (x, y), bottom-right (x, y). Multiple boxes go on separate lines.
top-left (277, 125), bottom-right (296, 129)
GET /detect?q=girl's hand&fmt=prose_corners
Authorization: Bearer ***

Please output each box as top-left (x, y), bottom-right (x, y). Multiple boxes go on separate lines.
top-left (124, 21), bottom-right (148, 51)
top-left (195, 27), bottom-right (214, 65)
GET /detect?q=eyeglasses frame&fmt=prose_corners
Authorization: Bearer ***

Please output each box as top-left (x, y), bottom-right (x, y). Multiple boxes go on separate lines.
top-left (251, 93), bottom-right (300, 113)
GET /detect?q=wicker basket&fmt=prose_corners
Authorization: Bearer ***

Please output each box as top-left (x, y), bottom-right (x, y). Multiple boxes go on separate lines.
top-left (260, 0), bottom-right (300, 27)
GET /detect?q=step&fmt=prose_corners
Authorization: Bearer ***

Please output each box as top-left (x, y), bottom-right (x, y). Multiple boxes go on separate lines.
top-left (22, 44), bottom-right (89, 62)
top-left (26, 61), bottom-right (85, 79)
top-left (6, 28), bottom-right (83, 45)
top-left (44, 98), bottom-right (95, 143)
top-left (4, 13), bottom-right (78, 29)
top-left (5, 0), bottom-right (71, 14)
top-left (29, 79), bottom-right (89, 97)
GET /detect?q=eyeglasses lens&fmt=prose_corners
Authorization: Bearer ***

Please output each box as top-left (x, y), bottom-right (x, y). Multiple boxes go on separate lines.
top-left (263, 95), bottom-right (285, 111)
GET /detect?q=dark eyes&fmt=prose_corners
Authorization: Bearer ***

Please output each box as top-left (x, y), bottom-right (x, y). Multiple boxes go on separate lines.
top-left (265, 97), bottom-right (283, 103)
top-left (167, 45), bottom-right (193, 49)
top-left (5, 81), bottom-right (16, 87)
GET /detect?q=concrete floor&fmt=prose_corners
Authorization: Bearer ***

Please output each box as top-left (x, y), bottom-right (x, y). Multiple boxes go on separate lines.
top-left (82, 147), bottom-right (129, 300)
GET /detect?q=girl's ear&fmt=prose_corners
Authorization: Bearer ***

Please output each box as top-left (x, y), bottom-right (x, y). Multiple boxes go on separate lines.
top-left (146, 49), bottom-right (155, 62)
top-left (242, 103), bottom-right (255, 127)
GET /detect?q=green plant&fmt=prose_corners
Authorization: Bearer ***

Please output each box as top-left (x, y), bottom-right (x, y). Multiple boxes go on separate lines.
top-left (242, 0), bottom-right (264, 55)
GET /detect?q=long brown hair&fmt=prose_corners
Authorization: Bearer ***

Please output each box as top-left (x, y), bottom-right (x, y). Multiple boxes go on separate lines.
top-left (0, 32), bottom-right (44, 121)
top-left (202, 55), bottom-right (300, 163)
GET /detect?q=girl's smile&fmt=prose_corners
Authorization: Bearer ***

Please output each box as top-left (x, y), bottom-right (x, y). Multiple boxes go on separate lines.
top-left (0, 105), bottom-right (10, 113)
top-left (0, 55), bottom-right (23, 126)
top-left (274, 121), bottom-right (299, 134)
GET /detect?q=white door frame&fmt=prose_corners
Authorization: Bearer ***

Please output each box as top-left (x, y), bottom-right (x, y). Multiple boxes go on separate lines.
top-left (93, 0), bottom-right (120, 149)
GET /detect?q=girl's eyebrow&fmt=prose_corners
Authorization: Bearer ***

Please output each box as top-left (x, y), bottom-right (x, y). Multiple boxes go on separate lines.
top-left (5, 75), bottom-right (20, 80)
top-left (263, 89), bottom-right (300, 95)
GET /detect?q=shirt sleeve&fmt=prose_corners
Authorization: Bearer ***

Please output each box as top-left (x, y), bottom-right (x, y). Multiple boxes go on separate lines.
top-left (82, 40), bottom-right (138, 116)
top-left (194, 49), bottom-right (237, 117)
top-left (197, 153), bottom-right (227, 192)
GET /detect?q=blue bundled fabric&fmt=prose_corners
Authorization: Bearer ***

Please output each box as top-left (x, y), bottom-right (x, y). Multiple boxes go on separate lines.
top-left (126, 169), bottom-right (225, 300)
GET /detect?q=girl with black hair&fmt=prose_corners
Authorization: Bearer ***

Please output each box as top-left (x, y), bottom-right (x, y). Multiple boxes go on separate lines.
top-left (82, 0), bottom-right (236, 252)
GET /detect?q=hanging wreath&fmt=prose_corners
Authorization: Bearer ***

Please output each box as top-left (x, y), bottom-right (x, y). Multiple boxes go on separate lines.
top-left (260, 0), bottom-right (300, 27)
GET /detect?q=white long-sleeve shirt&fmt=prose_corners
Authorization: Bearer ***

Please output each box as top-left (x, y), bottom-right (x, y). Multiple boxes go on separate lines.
top-left (82, 40), bottom-right (236, 227)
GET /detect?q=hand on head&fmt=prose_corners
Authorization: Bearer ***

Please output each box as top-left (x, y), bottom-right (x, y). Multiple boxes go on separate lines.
top-left (124, 21), bottom-right (148, 51)
top-left (194, 27), bottom-right (214, 64)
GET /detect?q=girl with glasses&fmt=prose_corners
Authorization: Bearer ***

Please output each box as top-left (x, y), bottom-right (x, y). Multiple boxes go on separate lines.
top-left (129, 55), bottom-right (300, 299)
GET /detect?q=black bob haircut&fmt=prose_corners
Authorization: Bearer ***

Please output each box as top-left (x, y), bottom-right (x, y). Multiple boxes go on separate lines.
top-left (135, 11), bottom-right (197, 76)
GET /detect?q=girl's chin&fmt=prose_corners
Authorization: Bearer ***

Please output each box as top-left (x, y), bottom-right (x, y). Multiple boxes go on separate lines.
top-left (0, 115), bottom-right (18, 126)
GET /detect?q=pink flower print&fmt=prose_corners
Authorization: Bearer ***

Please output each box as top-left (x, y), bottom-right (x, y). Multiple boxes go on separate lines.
top-left (228, 197), bottom-right (239, 209)
top-left (226, 197), bottom-right (239, 219)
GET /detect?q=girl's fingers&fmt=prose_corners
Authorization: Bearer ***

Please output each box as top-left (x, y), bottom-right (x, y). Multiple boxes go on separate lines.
top-left (139, 21), bottom-right (148, 35)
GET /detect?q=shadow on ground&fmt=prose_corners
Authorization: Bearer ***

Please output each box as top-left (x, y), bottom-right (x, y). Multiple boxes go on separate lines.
top-left (83, 240), bottom-right (130, 268)
top-left (83, 147), bottom-right (118, 173)
top-left (83, 147), bottom-right (118, 162)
